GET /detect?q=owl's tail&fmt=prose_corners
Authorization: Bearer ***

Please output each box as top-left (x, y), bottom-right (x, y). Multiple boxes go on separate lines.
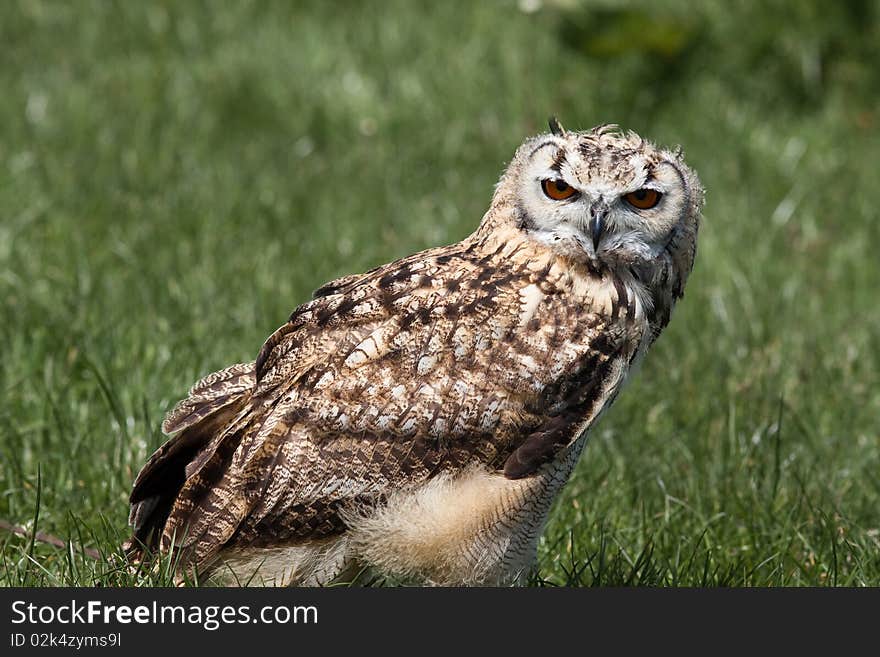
top-left (125, 362), bottom-right (256, 564)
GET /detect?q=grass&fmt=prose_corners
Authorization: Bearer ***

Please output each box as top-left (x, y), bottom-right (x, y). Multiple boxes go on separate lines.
top-left (1, 0), bottom-right (879, 586)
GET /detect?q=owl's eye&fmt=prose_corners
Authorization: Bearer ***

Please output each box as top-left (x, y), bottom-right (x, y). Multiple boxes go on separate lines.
top-left (542, 178), bottom-right (578, 201)
top-left (624, 188), bottom-right (662, 210)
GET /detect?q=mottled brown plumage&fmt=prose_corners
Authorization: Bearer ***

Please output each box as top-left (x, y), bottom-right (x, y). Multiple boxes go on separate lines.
top-left (127, 122), bottom-right (703, 585)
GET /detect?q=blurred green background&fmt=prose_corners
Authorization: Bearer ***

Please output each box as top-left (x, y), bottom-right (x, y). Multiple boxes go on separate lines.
top-left (1, 0), bottom-right (878, 585)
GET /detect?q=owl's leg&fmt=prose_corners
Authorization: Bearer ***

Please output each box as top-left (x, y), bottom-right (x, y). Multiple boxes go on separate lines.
top-left (207, 536), bottom-right (352, 587)
top-left (341, 466), bottom-right (553, 586)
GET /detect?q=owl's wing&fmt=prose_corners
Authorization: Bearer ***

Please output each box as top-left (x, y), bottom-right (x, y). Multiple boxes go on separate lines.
top-left (139, 240), bottom-right (634, 564)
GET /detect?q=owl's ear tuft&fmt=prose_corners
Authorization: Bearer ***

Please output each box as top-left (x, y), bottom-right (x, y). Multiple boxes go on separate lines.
top-left (548, 116), bottom-right (566, 137)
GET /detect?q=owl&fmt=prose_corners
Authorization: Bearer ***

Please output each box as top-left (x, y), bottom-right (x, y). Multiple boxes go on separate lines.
top-left (126, 120), bottom-right (703, 586)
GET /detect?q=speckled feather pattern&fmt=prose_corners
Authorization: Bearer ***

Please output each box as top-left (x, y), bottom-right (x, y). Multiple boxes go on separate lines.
top-left (127, 124), bottom-right (703, 585)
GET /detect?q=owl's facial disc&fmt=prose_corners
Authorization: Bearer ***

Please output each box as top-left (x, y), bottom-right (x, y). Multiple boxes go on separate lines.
top-left (514, 132), bottom-right (689, 270)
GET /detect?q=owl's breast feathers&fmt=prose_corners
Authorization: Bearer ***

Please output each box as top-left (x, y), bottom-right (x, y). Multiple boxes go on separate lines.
top-left (128, 227), bottom-right (647, 566)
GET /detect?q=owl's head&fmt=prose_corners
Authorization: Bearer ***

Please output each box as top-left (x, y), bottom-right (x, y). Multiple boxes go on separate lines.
top-left (490, 120), bottom-right (703, 293)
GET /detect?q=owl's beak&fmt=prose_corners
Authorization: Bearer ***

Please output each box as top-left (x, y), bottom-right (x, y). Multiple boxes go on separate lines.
top-left (589, 202), bottom-right (609, 251)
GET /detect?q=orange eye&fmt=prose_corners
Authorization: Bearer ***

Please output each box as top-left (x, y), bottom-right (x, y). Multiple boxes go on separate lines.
top-left (624, 188), bottom-right (662, 210)
top-left (542, 178), bottom-right (578, 201)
